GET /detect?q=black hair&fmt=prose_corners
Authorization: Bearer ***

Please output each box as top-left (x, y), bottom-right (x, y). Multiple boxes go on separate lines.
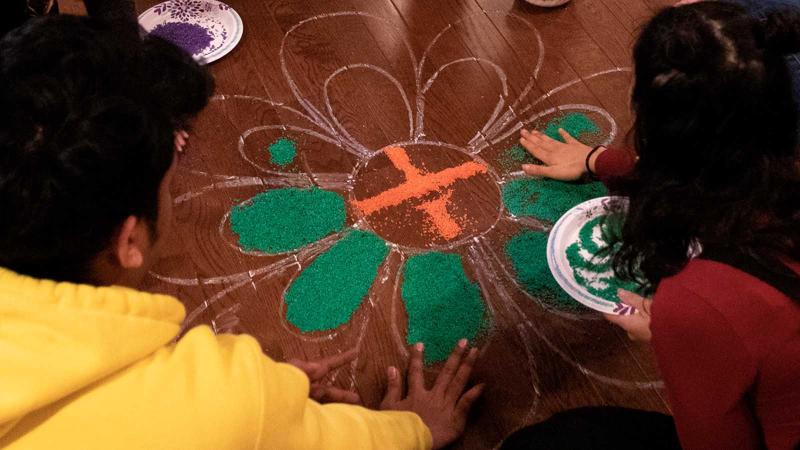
top-left (0, 16), bottom-right (213, 282)
top-left (614, 2), bottom-right (800, 294)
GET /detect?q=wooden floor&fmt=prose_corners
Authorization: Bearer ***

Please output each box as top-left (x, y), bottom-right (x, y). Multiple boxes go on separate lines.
top-left (134, 0), bottom-right (674, 448)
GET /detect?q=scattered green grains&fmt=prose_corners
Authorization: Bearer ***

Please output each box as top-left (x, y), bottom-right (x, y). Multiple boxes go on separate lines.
top-left (268, 137), bottom-right (297, 167)
top-left (498, 143), bottom-right (539, 171)
top-left (402, 252), bottom-right (487, 363)
top-left (285, 230), bottom-right (388, 332)
top-left (502, 178), bottom-right (607, 223)
top-left (230, 187), bottom-right (346, 254)
top-left (505, 230), bottom-right (580, 310)
top-left (542, 112), bottom-right (601, 142)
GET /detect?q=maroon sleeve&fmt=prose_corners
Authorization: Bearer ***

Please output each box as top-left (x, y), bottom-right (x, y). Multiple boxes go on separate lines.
top-left (593, 146), bottom-right (636, 186)
top-left (650, 281), bottom-right (762, 450)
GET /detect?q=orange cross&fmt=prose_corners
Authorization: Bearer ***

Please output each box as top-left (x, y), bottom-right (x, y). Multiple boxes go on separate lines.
top-left (352, 146), bottom-right (488, 240)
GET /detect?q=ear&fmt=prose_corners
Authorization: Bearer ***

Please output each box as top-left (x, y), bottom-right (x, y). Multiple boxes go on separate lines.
top-left (114, 215), bottom-right (149, 269)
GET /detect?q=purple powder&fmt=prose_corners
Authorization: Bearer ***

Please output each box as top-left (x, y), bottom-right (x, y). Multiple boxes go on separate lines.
top-left (150, 22), bottom-right (213, 56)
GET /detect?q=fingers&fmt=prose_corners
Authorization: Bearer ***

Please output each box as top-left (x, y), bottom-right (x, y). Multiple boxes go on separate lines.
top-left (445, 347), bottom-right (478, 403)
top-left (519, 131), bottom-right (553, 163)
top-left (407, 342), bottom-right (426, 394)
top-left (617, 289), bottom-right (648, 310)
top-left (383, 366), bottom-right (402, 405)
top-left (317, 348), bottom-right (359, 372)
top-left (454, 383), bottom-right (484, 419)
top-left (311, 384), bottom-right (362, 405)
top-left (434, 339), bottom-right (468, 394)
top-left (557, 128), bottom-right (579, 144)
top-left (522, 163), bottom-right (582, 181)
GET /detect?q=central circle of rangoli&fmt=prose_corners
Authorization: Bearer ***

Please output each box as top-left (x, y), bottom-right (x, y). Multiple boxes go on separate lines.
top-left (351, 144), bottom-right (502, 249)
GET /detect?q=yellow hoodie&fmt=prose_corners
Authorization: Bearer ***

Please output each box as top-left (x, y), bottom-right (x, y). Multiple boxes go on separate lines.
top-left (0, 268), bottom-right (432, 449)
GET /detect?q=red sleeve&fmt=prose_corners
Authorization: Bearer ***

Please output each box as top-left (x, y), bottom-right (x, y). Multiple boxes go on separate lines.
top-left (650, 281), bottom-right (762, 450)
top-left (593, 146), bottom-right (636, 187)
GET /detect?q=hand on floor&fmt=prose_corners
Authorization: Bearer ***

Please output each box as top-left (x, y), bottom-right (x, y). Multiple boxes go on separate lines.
top-left (380, 340), bottom-right (484, 450)
top-left (518, 128), bottom-right (597, 180)
top-left (288, 348), bottom-right (362, 405)
top-left (604, 289), bottom-right (653, 342)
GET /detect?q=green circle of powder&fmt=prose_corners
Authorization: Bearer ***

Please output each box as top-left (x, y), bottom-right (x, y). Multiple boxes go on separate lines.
top-left (268, 137), bottom-right (297, 167)
top-left (505, 230), bottom-right (580, 310)
top-left (565, 213), bottom-right (640, 302)
top-left (502, 178), bottom-right (607, 223)
top-left (230, 187), bottom-right (346, 254)
top-left (402, 252), bottom-right (487, 363)
top-left (285, 230), bottom-right (389, 332)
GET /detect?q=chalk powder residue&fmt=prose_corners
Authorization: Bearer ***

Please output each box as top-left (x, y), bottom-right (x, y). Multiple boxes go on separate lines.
top-left (150, 22), bottom-right (213, 56)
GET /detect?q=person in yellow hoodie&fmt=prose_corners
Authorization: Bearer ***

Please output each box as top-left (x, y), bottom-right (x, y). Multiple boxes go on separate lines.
top-left (0, 16), bottom-right (484, 450)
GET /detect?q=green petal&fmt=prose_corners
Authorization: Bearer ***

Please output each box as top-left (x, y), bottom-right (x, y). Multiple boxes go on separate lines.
top-left (285, 230), bottom-right (388, 332)
top-left (230, 187), bottom-right (346, 254)
top-left (541, 112), bottom-right (601, 143)
top-left (505, 230), bottom-right (579, 310)
top-left (402, 252), bottom-right (487, 363)
top-left (502, 178), bottom-right (606, 223)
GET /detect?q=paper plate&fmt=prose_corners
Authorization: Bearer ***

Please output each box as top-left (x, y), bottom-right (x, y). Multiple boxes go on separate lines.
top-left (139, 0), bottom-right (243, 64)
top-left (546, 196), bottom-right (636, 315)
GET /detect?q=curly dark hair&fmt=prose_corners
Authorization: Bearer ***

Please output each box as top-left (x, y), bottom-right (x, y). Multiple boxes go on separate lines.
top-left (0, 16), bottom-right (213, 282)
top-left (613, 2), bottom-right (800, 294)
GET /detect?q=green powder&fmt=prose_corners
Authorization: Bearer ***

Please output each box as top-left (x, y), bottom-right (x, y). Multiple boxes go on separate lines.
top-left (505, 230), bottom-right (581, 310)
top-left (542, 112), bottom-right (601, 143)
top-left (285, 230), bottom-right (388, 332)
top-left (230, 187), bottom-right (346, 254)
top-left (502, 178), bottom-right (607, 223)
top-left (402, 252), bottom-right (487, 363)
top-left (268, 137), bottom-right (297, 167)
top-left (565, 214), bottom-right (640, 302)
top-left (498, 143), bottom-right (539, 171)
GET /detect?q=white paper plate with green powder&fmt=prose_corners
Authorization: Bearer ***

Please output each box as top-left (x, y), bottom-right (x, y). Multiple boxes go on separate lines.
top-left (547, 196), bottom-right (641, 315)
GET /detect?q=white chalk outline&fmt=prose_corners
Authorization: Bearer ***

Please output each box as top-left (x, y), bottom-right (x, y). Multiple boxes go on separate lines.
top-left (151, 11), bottom-right (661, 446)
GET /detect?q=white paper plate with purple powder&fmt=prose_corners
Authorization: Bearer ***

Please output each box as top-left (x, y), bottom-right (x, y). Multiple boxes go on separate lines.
top-left (139, 0), bottom-right (243, 64)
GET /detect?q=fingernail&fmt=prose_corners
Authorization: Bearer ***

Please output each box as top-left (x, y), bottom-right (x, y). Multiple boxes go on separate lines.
top-left (415, 342), bottom-right (424, 352)
top-left (388, 366), bottom-right (397, 379)
top-left (458, 338), bottom-right (468, 348)
top-left (521, 129), bottom-right (529, 135)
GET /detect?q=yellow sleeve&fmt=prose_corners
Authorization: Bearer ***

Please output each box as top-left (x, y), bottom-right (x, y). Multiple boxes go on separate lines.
top-left (250, 343), bottom-right (433, 450)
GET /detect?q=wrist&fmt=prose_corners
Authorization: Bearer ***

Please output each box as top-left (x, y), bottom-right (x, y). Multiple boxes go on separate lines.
top-left (585, 145), bottom-right (607, 176)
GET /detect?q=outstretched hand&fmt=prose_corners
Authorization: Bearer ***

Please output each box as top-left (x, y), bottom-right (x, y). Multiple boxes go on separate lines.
top-left (380, 341), bottom-right (484, 449)
top-left (519, 128), bottom-right (599, 180)
top-left (288, 348), bottom-right (362, 404)
top-left (604, 289), bottom-right (653, 342)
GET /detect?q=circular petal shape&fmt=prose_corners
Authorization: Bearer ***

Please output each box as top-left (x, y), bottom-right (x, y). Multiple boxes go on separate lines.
top-left (285, 230), bottom-right (389, 332)
top-left (230, 187), bottom-right (346, 254)
top-left (502, 178), bottom-right (607, 223)
top-left (506, 230), bottom-right (580, 311)
top-left (402, 252), bottom-right (487, 363)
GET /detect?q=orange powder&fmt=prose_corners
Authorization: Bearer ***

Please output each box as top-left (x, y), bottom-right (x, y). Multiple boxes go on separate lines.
top-left (353, 161), bottom-right (487, 215)
top-left (417, 190), bottom-right (461, 240)
top-left (384, 146), bottom-right (424, 179)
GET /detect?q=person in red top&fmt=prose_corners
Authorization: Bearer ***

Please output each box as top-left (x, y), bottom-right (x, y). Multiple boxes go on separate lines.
top-left (503, 2), bottom-right (800, 450)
